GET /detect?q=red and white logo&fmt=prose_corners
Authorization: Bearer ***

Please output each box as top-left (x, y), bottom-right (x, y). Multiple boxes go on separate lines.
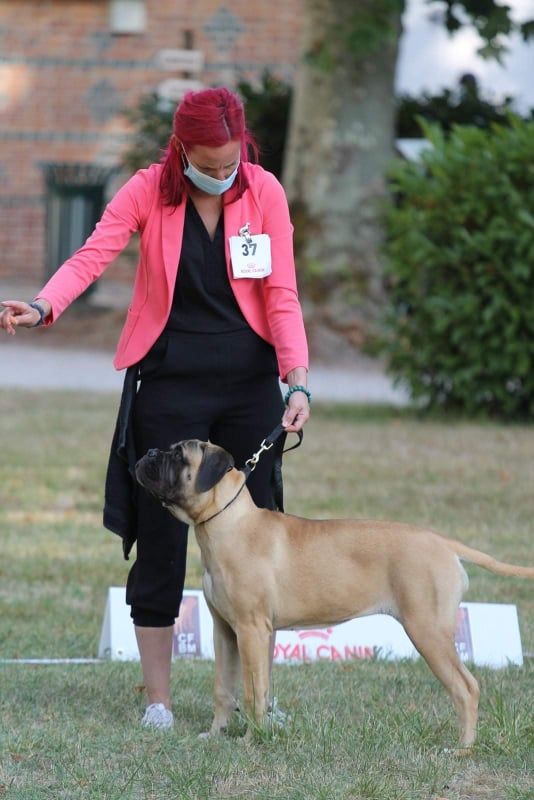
top-left (274, 627), bottom-right (375, 663)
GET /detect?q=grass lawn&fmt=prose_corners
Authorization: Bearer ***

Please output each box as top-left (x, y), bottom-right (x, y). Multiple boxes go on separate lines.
top-left (0, 390), bottom-right (532, 799)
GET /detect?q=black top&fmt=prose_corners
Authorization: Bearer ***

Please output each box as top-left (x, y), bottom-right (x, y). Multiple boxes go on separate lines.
top-left (166, 199), bottom-right (249, 333)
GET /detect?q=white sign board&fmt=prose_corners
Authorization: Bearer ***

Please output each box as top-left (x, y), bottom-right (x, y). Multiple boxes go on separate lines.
top-left (99, 588), bottom-right (214, 661)
top-left (155, 49), bottom-right (204, 73)
top-left (98, 588), bottom-right (524, 668)
top-left (273, 603), bottom-right (525, 667)
top-left (157, 79), bottom-right (203, 103)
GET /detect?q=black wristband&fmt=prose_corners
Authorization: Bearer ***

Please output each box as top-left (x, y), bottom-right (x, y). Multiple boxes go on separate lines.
top-left (28, 302), bottom-right (46, 327)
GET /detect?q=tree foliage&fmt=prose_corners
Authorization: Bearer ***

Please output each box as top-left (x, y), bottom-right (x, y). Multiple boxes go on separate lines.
top-left (122, 94), bottom-right (174, 174)
top-left (397, 74), bottom-right (533, 138)
top-left (305, 0), bottom-right (533, 72)
top-left (436, 0), bottom-right (534, 60)
top-left (381, 119), bottom-right (534, 418)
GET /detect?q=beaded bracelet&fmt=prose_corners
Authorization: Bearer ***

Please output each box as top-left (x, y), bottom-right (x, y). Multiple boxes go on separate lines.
top-left (284, 384), bottom-right (311, 406)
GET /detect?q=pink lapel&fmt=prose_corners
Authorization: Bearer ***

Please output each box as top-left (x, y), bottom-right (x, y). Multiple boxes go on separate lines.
top-left (223, 194), bottom-right (245, 278)
top-left (161, 201), bottom-right (187, 298)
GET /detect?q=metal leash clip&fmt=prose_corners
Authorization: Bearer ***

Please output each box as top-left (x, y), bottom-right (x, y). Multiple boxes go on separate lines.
top-left (238, 221), bottom-right (253, 245)
top-left (245, 438), bottom-right (274, 472)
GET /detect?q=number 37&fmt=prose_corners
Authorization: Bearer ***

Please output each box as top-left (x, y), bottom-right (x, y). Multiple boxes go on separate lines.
top-left (241, 242), bottom-right (257, 256)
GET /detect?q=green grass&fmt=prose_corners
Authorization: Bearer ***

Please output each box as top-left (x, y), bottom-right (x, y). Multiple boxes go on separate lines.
top-left (0, 391), bottom-right (533, 799)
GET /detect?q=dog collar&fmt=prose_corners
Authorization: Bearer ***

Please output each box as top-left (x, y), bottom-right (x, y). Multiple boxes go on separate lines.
top-left (197, 477), bottom-right (248, 526)
top-left (198, 425), bottom-right (303, 525)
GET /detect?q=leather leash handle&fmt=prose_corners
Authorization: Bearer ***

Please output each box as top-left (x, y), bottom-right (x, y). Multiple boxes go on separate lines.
top-left (283, 428), bottom-right (303, 454)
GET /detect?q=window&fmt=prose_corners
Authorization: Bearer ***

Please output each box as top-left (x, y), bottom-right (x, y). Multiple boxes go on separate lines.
top-left (43, 163), bottom-right (117, 297)
top-left (109, 0), bottom-right (146, 35)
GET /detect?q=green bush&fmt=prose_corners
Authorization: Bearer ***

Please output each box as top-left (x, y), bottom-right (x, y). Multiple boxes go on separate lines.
top-left (122, 92), bottom-right (174, 173)
top-left (381, 118), bottom-right (534, 418)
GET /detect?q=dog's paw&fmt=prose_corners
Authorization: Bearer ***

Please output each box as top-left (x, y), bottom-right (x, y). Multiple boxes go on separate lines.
top-left (198, 725), bottom-right (228, 740)
top-left (442, 746), bottom-right (473, 757)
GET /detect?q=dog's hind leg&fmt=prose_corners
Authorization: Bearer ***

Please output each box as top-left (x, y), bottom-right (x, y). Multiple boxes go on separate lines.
top-left (202, 610), bottom-right (240, 738)
top-left (403, 615), bottom-right (480, 748)
top-left (235, 622), bottom-right (272, 737)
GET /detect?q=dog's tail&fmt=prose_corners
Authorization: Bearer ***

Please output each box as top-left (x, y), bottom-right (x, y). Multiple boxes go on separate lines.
top-left (444, 538), bottom-right (534, 578)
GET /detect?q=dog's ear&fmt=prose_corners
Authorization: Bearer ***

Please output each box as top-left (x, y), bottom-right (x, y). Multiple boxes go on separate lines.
top-left (195, 445), bottom-right (234, 493)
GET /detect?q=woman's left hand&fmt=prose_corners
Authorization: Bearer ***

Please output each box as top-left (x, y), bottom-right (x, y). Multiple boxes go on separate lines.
top-left (282, 391), bottom-right (310, 433)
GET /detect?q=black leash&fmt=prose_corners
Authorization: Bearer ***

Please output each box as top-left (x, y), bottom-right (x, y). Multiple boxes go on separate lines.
top-left (199, 424), bottom-right (303, 526)
top-left (242, 423), bottom-right (303, 480)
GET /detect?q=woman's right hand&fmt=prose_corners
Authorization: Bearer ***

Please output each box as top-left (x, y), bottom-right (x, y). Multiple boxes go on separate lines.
top-left (0, 300), bottom-right (44, 335)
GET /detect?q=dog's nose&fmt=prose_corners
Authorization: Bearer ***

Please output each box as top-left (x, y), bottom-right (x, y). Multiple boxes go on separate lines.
top-left (147, 449), bottom-right (158, 459)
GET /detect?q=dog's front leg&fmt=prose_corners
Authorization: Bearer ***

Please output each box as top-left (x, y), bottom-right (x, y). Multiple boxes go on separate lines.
top-left (201, 610), bottom-right (240, 738)
top-left (236, 622), bottom-right (271, 739)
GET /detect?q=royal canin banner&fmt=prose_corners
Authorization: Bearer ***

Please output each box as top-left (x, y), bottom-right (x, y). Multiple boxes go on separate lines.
top-left (99, 588), bottom-right (524, 668)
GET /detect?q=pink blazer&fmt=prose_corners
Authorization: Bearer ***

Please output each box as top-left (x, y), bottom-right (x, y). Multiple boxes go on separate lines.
top-left (38, 162), bottom-right (309, 380)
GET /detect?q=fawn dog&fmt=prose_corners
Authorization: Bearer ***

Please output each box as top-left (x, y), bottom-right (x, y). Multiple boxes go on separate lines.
top-left (136, 439), bottom-right (534, 747)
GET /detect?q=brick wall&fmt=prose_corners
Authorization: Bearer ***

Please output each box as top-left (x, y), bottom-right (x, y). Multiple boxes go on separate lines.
top-left (0, 0), bottom-right (301, 290)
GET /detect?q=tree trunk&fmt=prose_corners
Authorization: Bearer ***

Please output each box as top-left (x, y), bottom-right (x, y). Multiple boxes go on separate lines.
top-left (283, 0), bottom-right (403, 356)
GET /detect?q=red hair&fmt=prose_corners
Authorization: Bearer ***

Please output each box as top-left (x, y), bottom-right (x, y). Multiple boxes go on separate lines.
top-left (160, 87), bottom-right (259, 207)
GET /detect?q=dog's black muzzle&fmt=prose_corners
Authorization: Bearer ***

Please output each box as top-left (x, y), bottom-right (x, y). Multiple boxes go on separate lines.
top-left (135, 449), bottom-right (166, 488)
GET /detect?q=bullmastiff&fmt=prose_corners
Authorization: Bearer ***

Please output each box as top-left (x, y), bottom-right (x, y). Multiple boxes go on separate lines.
top-left (135, 439), bottom-right (534, 747)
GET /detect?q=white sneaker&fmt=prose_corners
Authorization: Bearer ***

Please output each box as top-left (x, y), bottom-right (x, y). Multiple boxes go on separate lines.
top-left (141, 703), bottom-right (174, 730)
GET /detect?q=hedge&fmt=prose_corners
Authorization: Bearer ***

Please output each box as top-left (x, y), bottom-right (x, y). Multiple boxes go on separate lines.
top-left (381, 118), bottom-right (534, 418)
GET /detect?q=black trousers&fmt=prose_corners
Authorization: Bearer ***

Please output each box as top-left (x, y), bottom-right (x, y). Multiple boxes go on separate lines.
top-left (126, 328), bottom-right (284, 627)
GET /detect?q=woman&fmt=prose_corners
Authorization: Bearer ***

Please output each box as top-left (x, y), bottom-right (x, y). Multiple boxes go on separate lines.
top-left (0, 87), bottom-right (310, 729)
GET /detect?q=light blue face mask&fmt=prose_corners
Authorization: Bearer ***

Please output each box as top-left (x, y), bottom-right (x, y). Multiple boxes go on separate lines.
top-left (182, 148), bottom-right (240, 196)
